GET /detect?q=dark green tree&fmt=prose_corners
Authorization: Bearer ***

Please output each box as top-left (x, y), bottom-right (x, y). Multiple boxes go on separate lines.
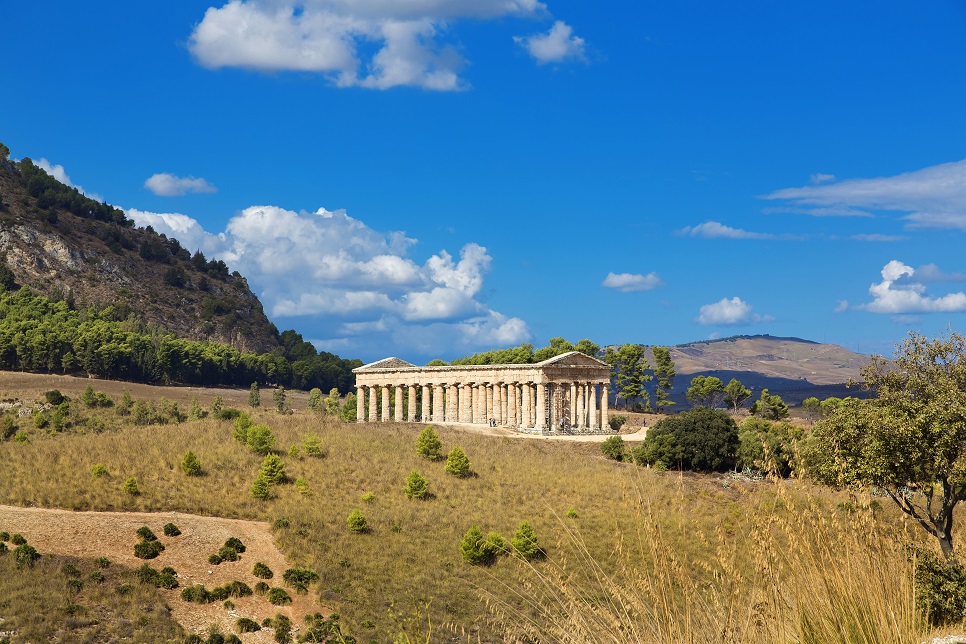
top-left (605, 344), bottom-right (653, 410)
top-left (724, 378), bottom-right (752, 414)
top-left (641, 407), bottom-right (738, 472)
top-left (751, 389), bottom-right (789, 420)
top-left (651, 346), bottom-right (676, 412)
top-left (686, 375), bottom-right (725, 409)
top-left (249, 382), bottom-right (260, 409)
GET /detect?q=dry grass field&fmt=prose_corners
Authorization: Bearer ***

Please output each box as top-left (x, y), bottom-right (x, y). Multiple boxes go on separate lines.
top-left (0, 372), bottom-right (959, 643)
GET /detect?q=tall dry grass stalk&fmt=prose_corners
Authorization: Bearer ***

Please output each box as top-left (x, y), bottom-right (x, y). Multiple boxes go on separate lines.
top-left (489, 475), bottom-right (922, 644)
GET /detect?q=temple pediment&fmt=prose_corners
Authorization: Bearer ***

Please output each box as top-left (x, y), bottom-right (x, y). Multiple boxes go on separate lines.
top-left (354, 357), bottom-right (417, 371)
top-left (536, 351), bottom-right (610, 369)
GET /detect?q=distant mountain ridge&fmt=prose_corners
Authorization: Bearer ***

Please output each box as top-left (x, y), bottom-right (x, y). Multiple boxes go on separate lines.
top-left (0, 148), bottom-right (278, 353)
top-left (665, 335), bottom-right (873, 406)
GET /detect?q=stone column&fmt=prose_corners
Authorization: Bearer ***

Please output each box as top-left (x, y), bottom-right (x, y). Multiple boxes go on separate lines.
top-left (433, 384), bottom-right (444, 422)
top-left (421, 385), bottom-right (431, 423)
top-left (485, 384), bottom-right (493, 422)
top-left (394, 385), bottom-right (404, 422)
top-left (516, 384), bottom-right (524, 427)
top-left (521, 382), bottom-right (531, 429)
top-left (494, 383), bottom-right (503, 425)
top-left (576, 384), bottom-right (585, 430)
top-left (507, 383), bottom-right (517, 426)
top-left (381, 385), bottom-right (391, 422)
top-left (570, 383), bottom-right (577, 427)
top-left (407, 385), bottom-right (417, 421)
top-left (456, 384), bottom-right (465, 422)
top-left (368, 385), bottom-right (378, 422)
top-left (356, 386), bottom-right (365, 422)
top-left (535, 383), bottom-right (546, 430)
top-left (588, 383), bottom-right (598, 430)
top-left (601, 383), bottom-right (609, 431)
top-left (471, 384), bottom-right (479, 423)
top-left (447, 384), bottom-right (458, 422)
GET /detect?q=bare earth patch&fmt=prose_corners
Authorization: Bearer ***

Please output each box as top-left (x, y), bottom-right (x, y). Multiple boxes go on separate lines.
top-left (0, 504), bottom-right (321, 641)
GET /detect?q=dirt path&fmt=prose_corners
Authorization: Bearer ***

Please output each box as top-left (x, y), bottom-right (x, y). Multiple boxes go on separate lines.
top-left (442, 421), bottom-right (649, 442)
top-left (0, 505), bottom-right (322, 641)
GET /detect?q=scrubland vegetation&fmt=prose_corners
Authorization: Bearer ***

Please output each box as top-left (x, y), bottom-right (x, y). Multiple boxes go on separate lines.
top-left (0, 372), bottom-right (963, 643)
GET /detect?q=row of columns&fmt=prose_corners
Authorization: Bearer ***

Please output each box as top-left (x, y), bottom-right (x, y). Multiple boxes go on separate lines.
top-left (355, 381), bottom-right (609, 431)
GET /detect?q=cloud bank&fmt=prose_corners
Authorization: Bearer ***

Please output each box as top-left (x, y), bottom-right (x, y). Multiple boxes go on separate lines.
top-left (764, 159), bottom-right (966, 230)
top-left (125, 203), bottom-right (530, 358)
top-left (145, 173), bottom-right (217, 197)
top-left (514, 20), bottom-right (586, 64)
top-left (677, 220), bottom-right (794, 240)
top-left (188, 0), bottom-right (586, 90)
top-left (854, 260), bottom-right (966, 314)
top-left (601, 271), bottom-right (663, 292)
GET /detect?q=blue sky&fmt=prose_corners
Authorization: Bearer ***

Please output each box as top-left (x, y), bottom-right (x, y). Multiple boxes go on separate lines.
top-left (4, 1), bottom-right (966, 362)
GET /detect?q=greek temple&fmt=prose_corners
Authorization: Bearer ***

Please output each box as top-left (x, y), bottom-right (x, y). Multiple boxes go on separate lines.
top-left (352, 351), bottom-right (612, 433)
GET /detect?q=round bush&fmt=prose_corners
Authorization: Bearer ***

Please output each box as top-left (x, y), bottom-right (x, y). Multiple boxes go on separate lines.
top-left (347, 509), bottom-right (367, 533)
top-left (158, 573), bottom-right (179, 589)
top-left (14, 544), bottom-right (38, 568)
top-left (236, 617), bottom-right (261, 633)
top-left (134, 540), bottom-right (164, 559)
top-left (0, 531), bottom-right (9, 541)
top-left (209, 585), bottom-right (230, 601)
top-left (11, 533), bottom-right (26, 545)
top-left (123, 477), bottom-right (140, 496)
top-left (267, 587), bottom-right (292, 605)
top-left (181, 584), bottom-right (211, 604)
top-left (208, 554), bottom-right (222, 565)
top-left (645, 407), bottom-right (739, 472)
top-left (282, 568), bottom-right (318, 586)
top-left (217, 546), bottom-right (239, 562)
top-left (136, 526), bottom-right (158, 542)
top-left (91, 463), bottom-right (108, 478)
top-left (180, 451), bottom-right (203, 476)
top-left (94, 557), bottom-right (111, 568)
top-left (135, 564), bottom-right (160, 585)
top-left (415, 426), bottom-right (442, 460)
top-left (163, 523), bottom-right (181, 537)
top-left (252, 562), bottom-right (273, 579)
top-left (445, 446), bottom-right (471, 478)
top-left (600, 435), bottom-right (626, 461)
top-left (404, 470), bottom-right (428, 499)
top-left (223, 537), bottom-right (245, 553)
top-left (460, 525), bottom-right (496, 566)
top-left (89, 570), bottom-right (105, 584)
top-left (254, 581), bottom-right (270, 595)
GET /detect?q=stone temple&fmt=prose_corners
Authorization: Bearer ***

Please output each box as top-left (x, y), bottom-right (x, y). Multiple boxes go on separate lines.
top-left (353, 352), bottom-right (612, 434)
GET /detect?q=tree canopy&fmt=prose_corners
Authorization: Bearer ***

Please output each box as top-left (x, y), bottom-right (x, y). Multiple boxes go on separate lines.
top-left (804, 332), bottom-right (966, 560)
top-left (686, 375), bottom-right (725, 409)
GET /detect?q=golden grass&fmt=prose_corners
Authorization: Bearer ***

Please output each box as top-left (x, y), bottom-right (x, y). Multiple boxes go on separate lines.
top-left (0, 374), bottom-right (956, 642)
top-left (0, 552), bottom-right (183, 642)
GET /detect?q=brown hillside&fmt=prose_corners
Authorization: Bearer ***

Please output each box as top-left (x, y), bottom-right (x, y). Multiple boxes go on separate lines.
top-left (0, 152), bottom-right (278, 353)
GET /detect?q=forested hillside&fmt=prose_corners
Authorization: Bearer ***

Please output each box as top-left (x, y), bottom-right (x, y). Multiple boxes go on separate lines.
top-left (0, 143), bottom-right (276, 353)
top-left (0, 286), bottom-right (362, 391)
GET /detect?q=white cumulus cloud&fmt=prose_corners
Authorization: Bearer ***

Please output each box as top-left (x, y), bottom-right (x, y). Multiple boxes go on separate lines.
top-left (188, 0), bottom-right (570, 90)
top-left (514, 20), bottom-right (586, 64)
top-left (856, 260), bottom-right (966, 314)
top-left (601, 272), bottom-right (664, 292)
top-left (696, 297), bottom-right (773, 326)
top-left (145, 173), bottom-right (217, 197)
top-left (125, 203), bottom-right (530, 358)
top-left (763, 159), bottom-right (966, 230)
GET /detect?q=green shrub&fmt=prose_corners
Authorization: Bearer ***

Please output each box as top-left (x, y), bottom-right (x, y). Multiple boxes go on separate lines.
top-left (609, 414), bottom-right (628, 431)
top-left (295, 477), bottom-right (310, 495)
top-left (123, 477), bottom-right (140, 495)
top-left (272, 516), bottom-right (290, 529)
top-left (302, 432), bottom-right (325, 458)
top-left (15, 543), bottom-right (40, 568)
top-left (89, 570), bottom-right (105, 583)
top-left (236, 617), bottom-right (261, 633)
top-left (44, 389), bottom-right (66, 405)
top-left (218, 546), bottom-right (239, 562)
top-left (288, 445), bottom-right (299, 459)
top-left (91, 463), bottom-right (108, 478)
top-left (134, 540), bottom-right (164, 559)
top-left (600, 435), bottom-right (626, 461)
top-left (232, 413), bottom-right (253, 443)
top-left (184, 635), bottom-right (204, 644)
top-left (136, 526), bottom-right (158, 541)
top-left (94, 556), bottom-right (111, 568)
top-left (347, 509), bottom-right (368, 533)
top-left (258, 454), bottom-right (286, 484)
top-left (188, 397), bottom-right (205, 421)
top-left (209, 585), bottom-right (230, 601)
top-left (181, 584), bottom-right (211, 604)
top-left (246, 424), bottom-right (276, 456)
top-left (158, 572), bottom-right (179, 589)
top-left (62, 562), bottom-right (81, 577)
top-left (445, 445), bottom-right (471, 477)
top-left (11, 430), bottom-right (27, 444)
top-left (254, 581), bottom-right (270, 595)
top-left (512, 521), bottom-right (542, 560)
top-left (11, 533), bottom-right (26, 545)
top-left (250, 474), bottom-right (271, 500)
top-left (163, 522), bottom-right (181, 537)
top-left (267, 587), bottom-right (292, 606)
top-left (216, 407), bottom-right (241, 421)
top-left (180, 451), bottom-right (203, 476)
top-left (736, 417), bottom-right (803, 477)
top-left (209, 554), bottom-right (223, 565)
top-left (222, 580), bottom-right (253, 597)
top-left (404, 470), bottom-right (429, 499)
top-left (33, 412), bottom-right (49, 429)
top-left (643, 407), bottom-right (739, 472)
top-left (0, 542), bottom-right (6, 555)
top-left (282, 568), bottom-right (318, 586)
top-left (914, 547), bottom-right (966, 626)
top-left (224, 537), bottom-right (245, 553)
top-left (486, 531), bottom-right (509, 556)
top-left (252, 562), bottom-right (273, 579)
top-left (460, 525), bottom-right (496, 566)
top-left (0, 531), bottom-right (8, 541)
top-left (415, 426), bottom-right (442, 460)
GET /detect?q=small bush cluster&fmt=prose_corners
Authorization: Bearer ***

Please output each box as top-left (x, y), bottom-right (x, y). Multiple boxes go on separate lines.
top-left (181, 581), bottom-right (252, 604)
top-left (14, 543), bottom-right (40, 568)
top-left (267, 586), bottom-right (292, 605)
top-left (135, 563), bottom-right (179, 589)
top-left (210, 537), bottom-right (245, 564)
top-left (163, 522), bottom-right (181, 537)
top-left (81, 384), bottom-right (113, 409)
top-left (282, 567), bottom-right (318, 595)
top-left (459, 525), bottom-right (509, 566)
top-left (134, 525), bottom-right (164, 560)
top-left (609, 414), bottom-right (628, 431)
top-left (252, 561), bottom-right (273, 579)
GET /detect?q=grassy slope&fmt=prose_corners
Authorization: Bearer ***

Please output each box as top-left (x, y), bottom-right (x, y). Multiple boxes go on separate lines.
top-left (0, 374), bottom-right (951, 642)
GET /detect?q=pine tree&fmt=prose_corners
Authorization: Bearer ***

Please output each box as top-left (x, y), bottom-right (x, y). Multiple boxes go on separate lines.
top-left (445, 446), bottom-right (471, 478)
top-left (180, 451), bottom-right (202, 476)
top-left (404, 470), bottom-right (428, 499)
top-left (511, 521), bottom-right (542, 560)
top-left (249, 382), bottom-right (260, 409)
top-left (415, 426), bottom-right (442, 460)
